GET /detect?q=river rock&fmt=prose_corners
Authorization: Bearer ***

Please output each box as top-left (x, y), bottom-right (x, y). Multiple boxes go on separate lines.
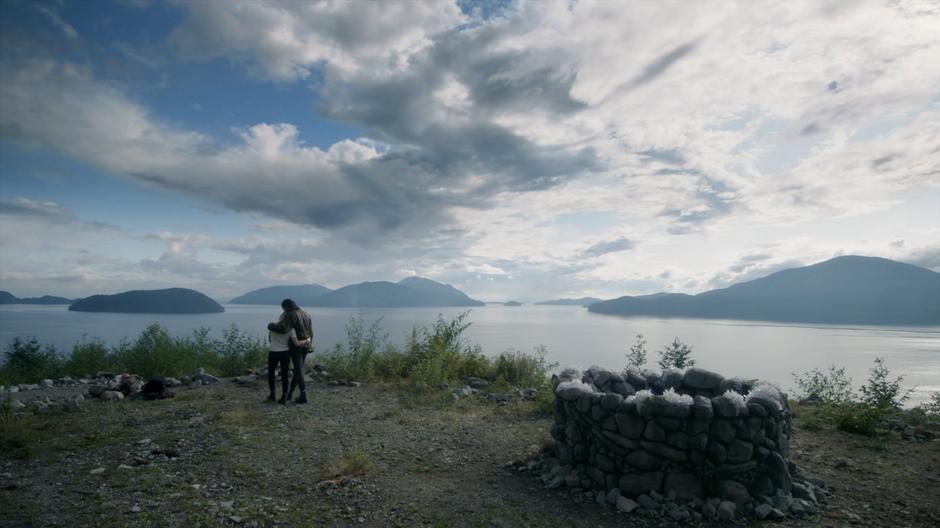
top-left (616, 496), bottom-right (639, 513)
top-left (683, 368), bottom-right (724, 390)
top-left (618, 472), bottom-right (663, 497)
top-left (717, 501), bottom-right (736, 521)
top-left (615, 413), bottom-right (645, 439)
top-left (719, 480), bottom-right (749, 506)
top-left (663, 473), bottom-right (703, 500)
top-left (102, 390), bottom-right (124, 401)
top-left (626, 450), bottom-right (662, 471)
top-left (727, 440), bottom-right (754, 464)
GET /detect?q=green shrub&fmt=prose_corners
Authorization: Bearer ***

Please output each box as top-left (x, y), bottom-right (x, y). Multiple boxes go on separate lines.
top-left (921, 392), bottom-right (940, 415)
top-left (657, 337), bottom-right (695, 370)
top-left (835, 403), bottom-right (884, 436)
top-left (111, 324), bottom-right (215, 379)
top-left (0, 338), bottom-right (63, 384)
top-left (64, 337), bottom-right (114, 377)
top-left (792, 365), bottom-right (854, 404)
top-left (625, 334), bottom-right (648, 370)
top-left (491, 345), bottom-right (557, 390)
top-left (212, 325), bottom-right (266, 377)
top-left (407, 313), bottom-right (471, 385)
top-left (859, 357), bottom-right (911, 411)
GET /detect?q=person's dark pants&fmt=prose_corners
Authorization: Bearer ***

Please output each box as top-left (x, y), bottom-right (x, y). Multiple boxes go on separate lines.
top-left (288, 347), bottom-right (308, 398)
top-left (267, 351), bottom-right (290, 398)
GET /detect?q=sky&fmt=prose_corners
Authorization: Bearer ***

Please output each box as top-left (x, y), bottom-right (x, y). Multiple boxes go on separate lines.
top-left (0, 0), bottom-right (938, 303)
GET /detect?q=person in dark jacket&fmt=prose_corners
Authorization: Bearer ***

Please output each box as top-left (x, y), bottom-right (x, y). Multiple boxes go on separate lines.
top-left (267, 298), bottom-right (314, 403)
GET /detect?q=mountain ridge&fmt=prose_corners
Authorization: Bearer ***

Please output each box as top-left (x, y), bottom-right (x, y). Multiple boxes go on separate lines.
top-left (230, 277), bottom-right (484, 308)
top-left (535, 297), bottom-right (603, 306)
top-left (0, 291), bottom-right (74, 305)
top-left (69, 288), bottom-right (224, 314)
top-left (588, 256), bottom-right (940, 326)
top-left (229, 284), bottom-right (333, 305)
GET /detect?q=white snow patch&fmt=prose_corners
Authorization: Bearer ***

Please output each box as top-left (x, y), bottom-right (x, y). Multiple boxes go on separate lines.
top-left (555, 380), bottom-right (595, 395)
top-left (663, 388), bottom-right (694, 406)
top-left (719, 389), bottom-right (748, 411)
top-left (746, 382), bottom-right (784, 410)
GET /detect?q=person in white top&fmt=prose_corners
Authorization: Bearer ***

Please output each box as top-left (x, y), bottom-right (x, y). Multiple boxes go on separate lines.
top-left (267, 326), bottom-right (310, 404)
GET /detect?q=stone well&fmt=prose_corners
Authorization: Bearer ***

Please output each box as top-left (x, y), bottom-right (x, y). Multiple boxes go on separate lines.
top-left (550, 366), bottom-right (794, 504)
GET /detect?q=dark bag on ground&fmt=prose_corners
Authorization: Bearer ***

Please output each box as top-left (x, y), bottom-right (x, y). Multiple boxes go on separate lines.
top-left (142, 378), bottom-right (175, 400)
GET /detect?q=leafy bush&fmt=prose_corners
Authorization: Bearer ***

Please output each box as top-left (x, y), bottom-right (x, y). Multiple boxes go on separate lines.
top-left (64, 337), bottom-right (114, 377)
top-left (407, 312), bottom-right (472, 385)
top-left (491, 345), bottom-right (558, 390)
top-left (835, 403), bottom-right (884, 436)
top-left (859, 357), bottom-right (911, 411)
top-left (625, 334), bottom-right (647, 370)
top-left (0, 338), bottom-right (63, 384)
top-left (212, 325), bottom-right (267, 377)
top-left (657, 337), bottom-right (695, 370)
top-left (792, 365), bottom-right (854, 404)
top-left (921, 392), bottom-right (940, 416)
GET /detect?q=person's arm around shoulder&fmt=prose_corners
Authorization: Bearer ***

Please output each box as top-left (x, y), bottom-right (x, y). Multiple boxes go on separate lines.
top-left (288, 328), bottom-right (309, 348)
top-left (268, 316), bottom-right (289, 333)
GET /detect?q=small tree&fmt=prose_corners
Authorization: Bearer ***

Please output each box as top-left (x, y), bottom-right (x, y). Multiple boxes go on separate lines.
top-left (625, 334), bottom-right (648, 369)
top-left (922, 392), bottom-right (940, 416)
top-left (859, 357), bottom-right (911, 411)
top-left (792, 365), bottom-right (854, 404)
top-left (657, 337), bottom-right (695, 370)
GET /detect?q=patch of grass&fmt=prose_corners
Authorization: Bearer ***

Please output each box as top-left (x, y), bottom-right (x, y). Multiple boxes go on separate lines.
top-left (0, 412), bottom-right (36, 459)
top-left (329, 449), bottom-right (376, 478)
top-left (215, 405), bottom-right (263, 426)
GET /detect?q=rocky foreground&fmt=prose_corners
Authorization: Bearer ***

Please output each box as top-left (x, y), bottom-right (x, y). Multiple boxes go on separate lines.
top-left (1, 376), bottom-right (939, 527)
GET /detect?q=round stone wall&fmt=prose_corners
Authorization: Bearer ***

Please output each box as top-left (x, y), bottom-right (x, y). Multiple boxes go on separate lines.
top-left (550, 366), bottom-right (794, 507)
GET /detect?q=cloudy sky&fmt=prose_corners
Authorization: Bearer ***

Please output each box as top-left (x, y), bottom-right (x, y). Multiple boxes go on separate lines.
top-left (1, 0), bottom-right (938, 302)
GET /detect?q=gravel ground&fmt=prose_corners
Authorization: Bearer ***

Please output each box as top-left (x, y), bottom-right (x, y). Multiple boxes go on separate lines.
top-left (1, 380), bottom-right (938, 527)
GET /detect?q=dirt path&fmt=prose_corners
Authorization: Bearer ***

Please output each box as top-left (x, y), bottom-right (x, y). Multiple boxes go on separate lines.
top-left (2, 381), bottom-right (938, 527)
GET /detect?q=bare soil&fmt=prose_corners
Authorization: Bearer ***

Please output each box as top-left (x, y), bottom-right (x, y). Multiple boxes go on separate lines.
top-left (1, 381), bottom-right (938, 527)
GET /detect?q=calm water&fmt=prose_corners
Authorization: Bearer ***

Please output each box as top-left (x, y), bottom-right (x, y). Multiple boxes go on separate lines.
top-left (1, 304), bottom-right (938, 405)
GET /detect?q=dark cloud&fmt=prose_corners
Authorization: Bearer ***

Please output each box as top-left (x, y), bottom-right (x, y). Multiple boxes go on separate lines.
top-left (801, 122), bottom-right (822, 135)
top-left (629, 40), bottom-right (698, 87)
top-left (583, 237), bottom-right (634, 258)
top-left (641, 148), bottom-right (686, 165)
top-left (0, 197), bottom-right (119, 231)
top-left (903, 245), bottom-right (940, 271)
top-left (659, 174), bottom-right (736, 233)
top-left (709, 258), bottom-right (804, 289)
top-left (871, 154), bottom-right (895, 168)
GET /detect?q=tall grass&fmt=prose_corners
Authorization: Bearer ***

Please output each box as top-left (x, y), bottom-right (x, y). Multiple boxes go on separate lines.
top-left (313, 312), bottom-right (556, 399)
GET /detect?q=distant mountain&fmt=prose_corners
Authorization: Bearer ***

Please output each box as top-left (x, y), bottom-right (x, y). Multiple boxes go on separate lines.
top-left (535, 297), bottom-right (603, 306)
top-left (307, 277), bottom-right (484, 307)
top-left (503, 301), bottom-right (523, 306)
top-left (0, 291), bottom-right (74, 305)
top-left (69, 288), bottom-right (224, 314)
top-left (229, 284), bottom-right (333, 305)
top-left (588, 256), bottom-right (940, 326)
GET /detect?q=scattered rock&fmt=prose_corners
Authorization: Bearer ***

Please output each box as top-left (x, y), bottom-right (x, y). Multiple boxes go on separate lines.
top-left (101, 391), bottom-right (124, 401)
top-left (616, 496), bottom-right (639, 513)
top-left (717, 501), bottom-right (736, 521)
top-left (467, 377), bottom-right (489, 389)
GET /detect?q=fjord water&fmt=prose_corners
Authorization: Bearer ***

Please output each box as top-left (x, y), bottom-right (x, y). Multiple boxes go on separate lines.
top-left (1, 304), bottom-right (938, 405)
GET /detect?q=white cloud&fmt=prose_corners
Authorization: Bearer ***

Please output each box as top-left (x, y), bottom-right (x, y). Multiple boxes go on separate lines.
top-left (1, 0), bottom-right (939, 300)
top-left (166, 0), bottom-right (465, 81)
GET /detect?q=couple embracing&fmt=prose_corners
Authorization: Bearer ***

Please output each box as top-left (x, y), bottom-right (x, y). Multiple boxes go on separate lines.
top-left (266, 298), bottom-right (314, 404)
